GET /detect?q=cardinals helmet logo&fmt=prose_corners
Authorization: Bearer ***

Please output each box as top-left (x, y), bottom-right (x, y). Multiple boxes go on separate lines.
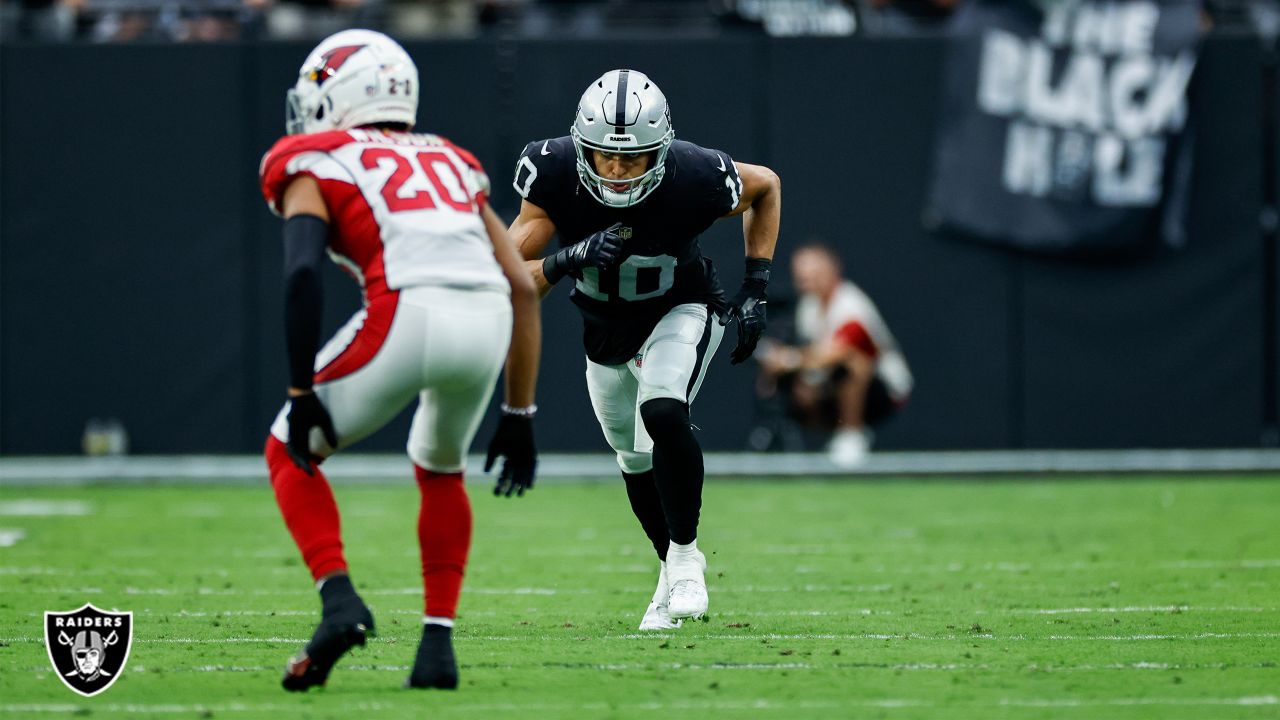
top-left (309, 45), bottom-right (365, 86)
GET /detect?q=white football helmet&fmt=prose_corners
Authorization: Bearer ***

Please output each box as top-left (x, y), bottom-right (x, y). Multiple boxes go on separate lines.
top-left (571, 69), bottom-right (675, 208)
top-left (286, 29), bottom-right (418, 135)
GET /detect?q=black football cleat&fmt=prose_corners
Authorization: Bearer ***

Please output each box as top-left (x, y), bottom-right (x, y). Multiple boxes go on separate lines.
top-left (282, 588), bottom-right (376, 692)
top-left (405, 624), bottom-right (458, 690)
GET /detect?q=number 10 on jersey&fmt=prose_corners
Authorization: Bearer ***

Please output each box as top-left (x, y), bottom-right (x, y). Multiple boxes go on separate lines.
top-left (577, 254), bottom-right (677, 302)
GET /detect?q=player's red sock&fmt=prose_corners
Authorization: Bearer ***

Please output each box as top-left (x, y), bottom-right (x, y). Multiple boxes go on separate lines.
top-left (265, 436), bottom-right (347, 581)
top-left (414, 465), bottom-right (472, 620)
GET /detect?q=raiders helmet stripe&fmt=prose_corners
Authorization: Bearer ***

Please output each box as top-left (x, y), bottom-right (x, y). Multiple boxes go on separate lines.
top-left (614, 69), bottom-right (630, 134)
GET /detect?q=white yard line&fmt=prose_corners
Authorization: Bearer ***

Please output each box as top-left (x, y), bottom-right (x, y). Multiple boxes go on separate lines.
top-left (16, 583), bottom-right (1278, 599)
top-left (1000, 696), bottom-right (1279, 707)
top-left (9, 449), bottom-right (1280, 483)
top-left (122, 662), bottom-right (826, 673)
top-left (16, 549), bottom-right (1280, 575)
top-left (5, 631), bottom-right (1279, 644)
top-left (1010, 605), bottom-right (1273, 615)
top-left (8, 659), bottom-right (1274, 676)
top-left (12, 584), bottom-right (902, 596)
top-left (0, 500), bottom-right (91, 516)
top-left (1, 696), bottom-right (1276, 714)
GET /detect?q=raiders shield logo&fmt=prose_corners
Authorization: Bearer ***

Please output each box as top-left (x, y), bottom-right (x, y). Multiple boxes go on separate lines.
top-left (44, 603), bottom-right (133, 697)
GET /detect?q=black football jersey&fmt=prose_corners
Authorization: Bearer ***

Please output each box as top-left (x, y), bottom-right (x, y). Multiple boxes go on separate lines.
top-left (514, 136), bottom-right (743, 365)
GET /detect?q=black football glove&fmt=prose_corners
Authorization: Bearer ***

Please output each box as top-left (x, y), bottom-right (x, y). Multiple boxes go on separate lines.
top-left (720, 258), bottom-right (771, 365)
top-left (541, 223), bottom-right (625, 284)
top-left (485, 410), bottom-right (537, 497)
top-left (286, 391), bottom-right (338, 475)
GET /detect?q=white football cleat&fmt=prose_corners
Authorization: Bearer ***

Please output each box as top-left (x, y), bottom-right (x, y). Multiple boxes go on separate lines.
top-left (638, 561), bottom-right (682, 630)
top-left (828, 428), bottom-right (871, 469)
top-left (666, 548), bottom-right (708, 619)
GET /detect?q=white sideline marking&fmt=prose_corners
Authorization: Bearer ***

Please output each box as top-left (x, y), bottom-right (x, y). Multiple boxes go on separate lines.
top-left (0, 530), bottom-right (25, 548)
top-left (0, 500), bottom-right (91, 516)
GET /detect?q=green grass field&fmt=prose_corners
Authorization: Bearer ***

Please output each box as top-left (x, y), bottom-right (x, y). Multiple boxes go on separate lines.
top-left (1, 475), bottom-right (1278, 719)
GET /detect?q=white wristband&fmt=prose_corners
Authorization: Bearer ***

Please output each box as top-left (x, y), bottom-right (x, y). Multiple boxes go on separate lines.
top-left (501, 403), bottom-right (538, 417)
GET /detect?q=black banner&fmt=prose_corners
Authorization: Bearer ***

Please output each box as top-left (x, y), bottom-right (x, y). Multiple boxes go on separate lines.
top-left (927, 0), bottom-right (1200, 254)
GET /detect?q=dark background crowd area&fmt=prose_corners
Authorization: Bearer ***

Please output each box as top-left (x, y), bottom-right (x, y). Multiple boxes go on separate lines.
top-left (2, 0), bottom-right (1273, 44)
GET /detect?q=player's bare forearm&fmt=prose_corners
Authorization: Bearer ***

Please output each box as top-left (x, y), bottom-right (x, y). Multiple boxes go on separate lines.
top-left (509, 200), bottom-right (559, 300)
top-left (484, 204), bottom-right (541, 408)
top-left (504, 284), bottom-right (541, 407)
top-left (525, 258), bottom-right (555, 298)
top-left (736, 163), bottom-right (781, 260)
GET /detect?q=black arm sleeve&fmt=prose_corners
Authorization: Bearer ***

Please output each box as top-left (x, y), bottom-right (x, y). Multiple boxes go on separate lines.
top-left (282, 214), bottom-right (329, 390)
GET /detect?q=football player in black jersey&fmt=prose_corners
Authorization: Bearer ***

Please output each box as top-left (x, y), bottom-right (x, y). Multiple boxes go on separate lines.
top-left (503, 69), bottom-right (780, 628)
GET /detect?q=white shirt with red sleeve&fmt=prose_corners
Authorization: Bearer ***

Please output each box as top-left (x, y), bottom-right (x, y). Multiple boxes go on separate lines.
top-left (259, 128), bottom-right (508, 302)
top-left (795, 280), bottom-right (913, 402)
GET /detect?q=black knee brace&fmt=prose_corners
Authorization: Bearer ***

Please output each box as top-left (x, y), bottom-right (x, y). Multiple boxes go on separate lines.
top-left (640, 398), bottom-right (689, 442)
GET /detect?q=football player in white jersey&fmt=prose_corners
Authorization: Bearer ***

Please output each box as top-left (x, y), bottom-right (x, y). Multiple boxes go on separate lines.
top-left (508, 70), bottom-right (781, 628)
top-left (258, 29), bottom-right (541, 692)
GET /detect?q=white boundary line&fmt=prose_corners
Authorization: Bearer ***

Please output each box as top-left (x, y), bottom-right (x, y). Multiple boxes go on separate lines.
top-left (6, 449), bottom-right (1280, 484)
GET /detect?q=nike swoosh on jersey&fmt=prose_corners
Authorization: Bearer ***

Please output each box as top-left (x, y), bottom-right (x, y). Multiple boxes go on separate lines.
top-left (541, 141), bottom-right (551, 156)
top-left (716, 155), bottom-right (726, 172)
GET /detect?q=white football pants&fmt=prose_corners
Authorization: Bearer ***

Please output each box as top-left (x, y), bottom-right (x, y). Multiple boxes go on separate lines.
top-left (270, 285), bottom-right (512, 472)
top-left (586, 303), bottom-right (724, 474)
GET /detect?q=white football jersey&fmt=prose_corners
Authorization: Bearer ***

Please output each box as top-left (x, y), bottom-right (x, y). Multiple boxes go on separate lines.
top-left (261, 128), bottom-right (508, 300)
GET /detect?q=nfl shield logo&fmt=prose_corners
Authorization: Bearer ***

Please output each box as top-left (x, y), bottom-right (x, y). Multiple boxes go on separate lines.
top-left (616, 226), bottom-right (633, 240)
top-left (44, 603), bottom-right (133, 697)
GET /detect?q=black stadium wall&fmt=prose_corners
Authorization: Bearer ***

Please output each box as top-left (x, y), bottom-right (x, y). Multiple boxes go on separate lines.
top-left (0, 35), bottom-right (1271, 454)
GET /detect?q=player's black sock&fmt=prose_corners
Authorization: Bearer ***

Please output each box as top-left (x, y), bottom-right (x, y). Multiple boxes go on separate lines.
top-left (640, 398), bottom-right (703, 545)
top-left (407, 624), bottom-right (459, 690)
top-left (318, 574), bottom-right (359, 615)
top-left (622, 470), bottom-right (669, 560)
